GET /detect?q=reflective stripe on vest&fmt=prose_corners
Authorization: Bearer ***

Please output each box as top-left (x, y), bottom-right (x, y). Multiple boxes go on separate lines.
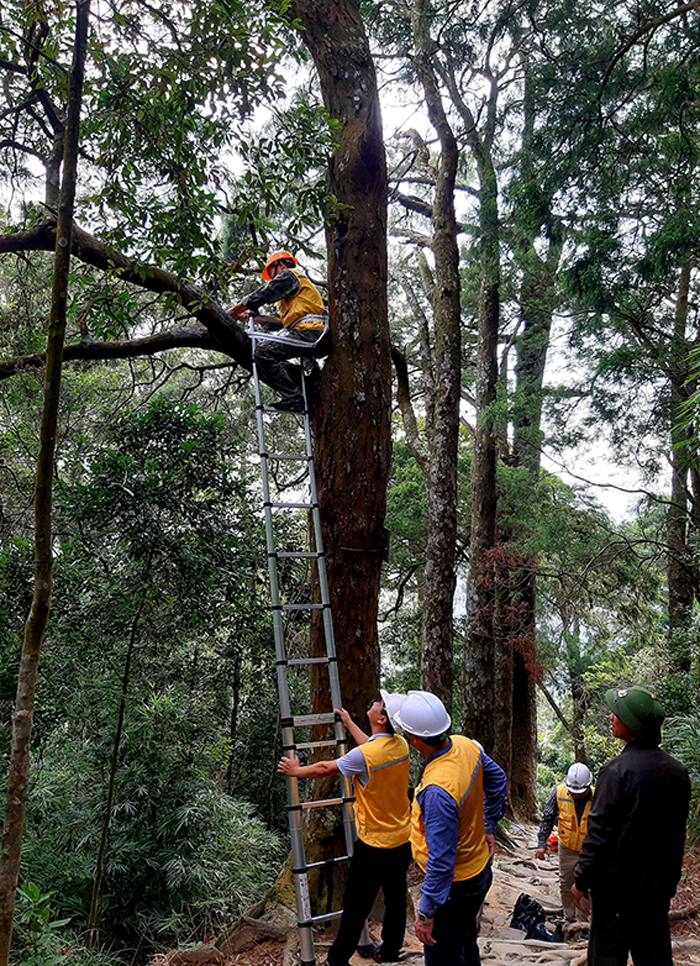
top-left (353, 735), bottom-right (411, 848)
top-left (410, 735), bottom-right (490, 881)
top-left (556, 783), bottom-right (594, 852)
top-left (277, 268), bottom-right (326, 330)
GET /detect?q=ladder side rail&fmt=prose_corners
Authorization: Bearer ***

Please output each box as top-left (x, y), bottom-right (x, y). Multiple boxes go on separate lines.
top-left (301, 376), bottom-right (358, 862)
top-left (250, 330), bottom-right (364, 962)
top-left (251, 332), bottom-right (317, 966)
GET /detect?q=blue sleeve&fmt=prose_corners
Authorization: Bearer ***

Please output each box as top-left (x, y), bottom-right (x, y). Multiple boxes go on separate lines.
top-left (417, 785), bottom-right (459, 917)
top-left (481, 750), bottom-right (507, 834)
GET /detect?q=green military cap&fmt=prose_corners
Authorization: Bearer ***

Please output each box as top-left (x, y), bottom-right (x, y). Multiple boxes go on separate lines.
top-left (605, 686), bottom-right (665, 739)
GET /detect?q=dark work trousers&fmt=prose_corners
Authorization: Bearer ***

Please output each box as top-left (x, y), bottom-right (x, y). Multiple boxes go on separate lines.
top-left (327, 838), bottom-right (412, 966)
top-left (587, 890), bottom-right (673, 966)
top-left (254, 327), bottom-right (321, 400)
top-left (424, 862), bottom-right (493, 966)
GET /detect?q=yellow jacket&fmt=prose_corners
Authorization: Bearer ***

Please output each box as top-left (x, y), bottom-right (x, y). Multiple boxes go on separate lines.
top-left (411, 735), bottom-right (490, 881)
top-left (353, 735), bottom-right (411, 848)
top-left (277, 268), bottom-right (326, 331)
top-left (556, 783), bottom-right (594, 852)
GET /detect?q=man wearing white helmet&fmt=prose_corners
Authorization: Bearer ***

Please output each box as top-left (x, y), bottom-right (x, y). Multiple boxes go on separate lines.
top-left (279, 691), bottom-right (411, 965)
top-left (535, 762), bottom-right (594, 922)
top-left (393, 690), bottom-right (507, 966)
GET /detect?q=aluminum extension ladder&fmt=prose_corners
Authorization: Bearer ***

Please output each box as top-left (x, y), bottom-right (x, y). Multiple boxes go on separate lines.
top-left (249, 318), bottom-right (368, 966)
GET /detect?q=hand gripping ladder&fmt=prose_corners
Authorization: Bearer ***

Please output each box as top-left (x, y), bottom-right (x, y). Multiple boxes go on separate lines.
top-left (249, 318), bottom-right (366, 966)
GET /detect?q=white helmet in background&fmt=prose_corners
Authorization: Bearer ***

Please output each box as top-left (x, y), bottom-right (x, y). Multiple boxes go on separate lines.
top-left (380, 689), bottom-right (407, 730)
top-left (393, 690), bottom-right (451, 738)
top-left (566, 762), bottom-right (592, 794)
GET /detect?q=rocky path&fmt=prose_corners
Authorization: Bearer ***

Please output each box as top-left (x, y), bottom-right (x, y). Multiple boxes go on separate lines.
top-left (159, 822), bottom-right (700, 966)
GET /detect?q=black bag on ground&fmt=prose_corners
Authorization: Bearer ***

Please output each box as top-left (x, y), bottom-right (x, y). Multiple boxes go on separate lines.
top-left (510, 893), bottom-right (562, 942)
top-left (510, 893), bottom-right (545, 932)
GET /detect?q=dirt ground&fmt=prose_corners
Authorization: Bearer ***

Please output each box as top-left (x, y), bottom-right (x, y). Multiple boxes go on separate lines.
top-left (154, 826), bottom-right (700, 966)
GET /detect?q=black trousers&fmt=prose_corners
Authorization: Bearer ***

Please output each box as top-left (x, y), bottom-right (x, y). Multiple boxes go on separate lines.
top-left (327, 839), bottom-right (412, 966)
top-left (424, 863), bottom-right (492, 966)
top-left (254, 328), bottom-right (320, 399)
top-left (588, 890), bottom-right (673, 966)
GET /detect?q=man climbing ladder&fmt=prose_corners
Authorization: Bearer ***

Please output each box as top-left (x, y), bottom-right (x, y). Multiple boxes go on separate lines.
top-left (228, 250), bottom-right (328, 412)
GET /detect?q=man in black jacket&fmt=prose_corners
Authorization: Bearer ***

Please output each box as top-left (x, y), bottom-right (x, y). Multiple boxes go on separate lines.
top-left (572, 686), bottom-right (691, 966)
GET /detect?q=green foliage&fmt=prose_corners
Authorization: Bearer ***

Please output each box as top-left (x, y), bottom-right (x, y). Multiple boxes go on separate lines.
top-left (22, 731), bottom-right (283, 945)
top-left (0, 398), bottom-right (290, 954)
top-left (225, 89), bottom-right (342, 256)
top-left (14, 882), bottom-right (72, 966)
top-left (1, 0), bottom-right (293, 278)
top-left (665, 715), bottom-right (700, 844)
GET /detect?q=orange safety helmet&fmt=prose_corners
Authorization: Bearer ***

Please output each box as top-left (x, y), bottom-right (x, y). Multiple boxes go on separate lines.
top-left (261, 250), bottom-right (298, 281)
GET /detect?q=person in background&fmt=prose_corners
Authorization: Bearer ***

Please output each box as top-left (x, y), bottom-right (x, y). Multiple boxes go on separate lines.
top-left (535, 762), bottom-right (594, 922)
top-left (572, 686), bottom-right (691, 966)
top-left (393, 690), bottom-right (507, 966)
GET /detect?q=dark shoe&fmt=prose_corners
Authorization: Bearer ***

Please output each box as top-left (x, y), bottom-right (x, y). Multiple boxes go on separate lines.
top-left (369, 942), bottom-right (404, 963)
top-left (269, 395), bottom-right (305, 413)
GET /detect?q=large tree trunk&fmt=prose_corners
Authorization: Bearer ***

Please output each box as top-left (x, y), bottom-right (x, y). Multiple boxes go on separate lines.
top-left (0, 3), bottom-right (89, 961)
top-left (285, 0), bottom-right (390, 905)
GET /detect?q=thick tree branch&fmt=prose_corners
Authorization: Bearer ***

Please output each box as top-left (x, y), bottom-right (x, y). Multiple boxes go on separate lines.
top-left (0, 219), bottom-right (253, 369)
top-left (391, 345), bottom-right (428, 473)
top-left (0, 325), bottom-right (221, 380)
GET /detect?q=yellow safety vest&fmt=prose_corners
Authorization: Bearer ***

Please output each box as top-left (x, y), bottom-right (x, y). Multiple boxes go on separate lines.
top-left (353, 735), bottom-right (411, 849)
top-left (277, 268), bottom-right (326, 331)
top-left (411, 735), bottom-right (490, 881)
top-left (556, 783), bottom-right (594, 852)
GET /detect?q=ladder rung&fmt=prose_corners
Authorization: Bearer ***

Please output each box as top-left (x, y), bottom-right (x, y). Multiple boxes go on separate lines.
top-left (305, 855), bottom-right (351, 871)
top-left (280, 603), bottom-right (324, 611)
top-left (310, 911), bottom-right (343, 924)
top-left (285, 657), bottom-right (331, 666)
top-left (287, 713), bottom-right (337, 727)
top-left (265, 454), bottom-right (310, 462)
top-left (264, 503), bottom-right (316, 510)
top-left (293, 740), bottom-right (339, 751)
top-left (301, 797), bottom-right (344, 809)
top-left (262, 405), bottom-right (306, 414)
top-left (275, 552), bottom-right (321, 559)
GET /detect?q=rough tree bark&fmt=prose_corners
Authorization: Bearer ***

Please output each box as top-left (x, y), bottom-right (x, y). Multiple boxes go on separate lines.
top-left (0, 2), bottom-right (90, 961)
top-left (407, 2), bottom-right (462, 713)
top-left (503, 66), bottom-right (564, 816)
top-left (282, 0), bottom-right (391, 903)
top-left (461, 147), bottom-right (500, 755)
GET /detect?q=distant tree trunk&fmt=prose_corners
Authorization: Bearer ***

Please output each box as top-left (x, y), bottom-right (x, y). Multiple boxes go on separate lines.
top-left (462, 149), bottom-right (500, 754)
top-left (410, 7), bottom-right (461, 713)
top-left (505, 64), bottom-right (564, 818)
top-left (285, 0), bottom-right (390, 903)
top-left (226, 654), bottom-right (242, 794)
top-left (0, 3), bottom-right (89, 961)
top-left (86, 556), bottom-right (152, 948)
top-left (667, 260), bottom-right (695, 672)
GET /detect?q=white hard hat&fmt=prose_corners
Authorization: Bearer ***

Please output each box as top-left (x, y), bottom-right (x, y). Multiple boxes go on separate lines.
top-left (566, 762), bottom-right (592, 793)
top-left (393, 690), bottom-right (451, 739)
top-left (380, 689), bottom-right (407, 730)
